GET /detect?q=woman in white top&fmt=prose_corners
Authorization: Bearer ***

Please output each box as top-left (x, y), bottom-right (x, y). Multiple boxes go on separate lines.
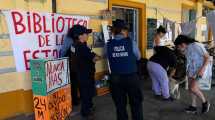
top-left (153, 26), bottom-right (167, 47)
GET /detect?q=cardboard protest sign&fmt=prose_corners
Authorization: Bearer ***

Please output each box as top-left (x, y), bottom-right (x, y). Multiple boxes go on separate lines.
top-left (45, 59), bottom-right (69, 93)
top-left (33, 85), bottom-right (72, 120)
top-left (30, 58), bottom-right (72, 120)
top-left (30, 58), bottom-right (70, 96)
top-left (3, 10), bottom-right (89, 72)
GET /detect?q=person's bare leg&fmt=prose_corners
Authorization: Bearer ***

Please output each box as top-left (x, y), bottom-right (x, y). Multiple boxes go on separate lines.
top-left (190, 79), bottom-right (206, 103)
top-left (191, 93), bottom-right (197, 107)
top-left (185, 79), bottom-right (198, 114)
top-left (190, 78), bottom-right (210, 113)
top-left (189, 79), bottom-right (197, 107)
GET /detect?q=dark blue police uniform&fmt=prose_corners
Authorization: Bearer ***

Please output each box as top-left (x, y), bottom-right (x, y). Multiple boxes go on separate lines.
top-left (107, 37), bottom-right (143, 120)
top-left (61, 36), bottom-right (80, 106)
top-left (75, 42), bottom-right (96, 117)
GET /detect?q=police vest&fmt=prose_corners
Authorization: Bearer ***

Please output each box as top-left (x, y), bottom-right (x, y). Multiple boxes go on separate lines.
top-left (107, 38), bottom-right (137, 74)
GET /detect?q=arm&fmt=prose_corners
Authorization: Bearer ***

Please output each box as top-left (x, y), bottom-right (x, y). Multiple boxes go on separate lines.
top-left (168, 51), bottom-right (177, 78)
top-left (78, 45), bottom-right (101, 62)
top-left (103, 44), bottom-right (108, 59)
top-left (132, 40), bottom-right (141, 60)
top-left (60, 37), bottom-right (73, 57)
top-left (196, 44), bottom-right (210, 77)
top-left (154, 36), bottom-right (160, 47)
top-left (78, 45), bottom-right (96, 61)
top-left (169, 51), bottom-right (177, 68)
top-left (198, 53), bottom-right (210, 77)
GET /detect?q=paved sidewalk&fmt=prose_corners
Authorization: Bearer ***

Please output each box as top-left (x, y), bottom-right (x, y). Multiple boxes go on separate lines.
top-left (71, 83), bottom-right (215, 120)
top-left (8, 80), bottom-right (215, 120)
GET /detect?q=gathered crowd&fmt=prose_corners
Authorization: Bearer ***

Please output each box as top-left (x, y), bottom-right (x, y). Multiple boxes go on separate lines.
top-left (60, 19), bottom-right (211, 120)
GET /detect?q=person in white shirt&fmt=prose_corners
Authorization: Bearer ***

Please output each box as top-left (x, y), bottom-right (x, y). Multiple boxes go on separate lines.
top-left (154, 26), bottom-right (167, 47)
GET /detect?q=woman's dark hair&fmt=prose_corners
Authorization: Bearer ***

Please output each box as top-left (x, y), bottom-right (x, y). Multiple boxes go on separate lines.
top-left (67, 28), bottom-right (80, 44)
top-left (174, 35), bottom-right (197, 46)
top-left (157, 26), bottom-right (167, 34)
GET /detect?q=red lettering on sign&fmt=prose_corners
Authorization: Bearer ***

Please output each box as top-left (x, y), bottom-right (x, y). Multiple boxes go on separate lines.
top-left (83, 20), bottom-right (88, 27)
top-left (23, 50), bottom-right (31, 70)
top-left (56, 16), bottom-right (65, 33)
top-left (77, 20), bottom-right (83, 25)
top-left (32, 50), bottom-right (39, 59)
top-left (46, 61), bottom-right (65, 89)
top-left (55, 34), bottom-right (64, 46)
top-left (51, 14), bottom-right (55, 33)
top-left (10, 11), bottom-right (88, 35)
top-left (42, 16), bottom-right (51, 33)
top-left (27, 12), bottom-right (32, 33)
top-left (65, 17), bottom-right (73, 31)
top-left (24, 49), bottom-right (61, 70)
top-left (41, 49), bottom-right (51, 58)
top-left (38, 35), bottom-right (51, 47)
top-left (12, 11), bottom-right (26, 35)
top-left (72, 18), bottom-right (77, 27)
top-left (53, 49), bottom-right (59, 58)
top-left (33, 12), bottom-right (42, 33)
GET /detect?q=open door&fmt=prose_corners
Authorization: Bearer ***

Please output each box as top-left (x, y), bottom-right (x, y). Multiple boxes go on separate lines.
top-left (109, 0), bottom-right (146, 57)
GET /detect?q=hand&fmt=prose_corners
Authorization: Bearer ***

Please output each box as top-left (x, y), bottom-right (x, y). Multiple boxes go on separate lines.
top-left (169, 68), bottom-right (176, 77)
top-left (197, 68), bottom-right (205, 77)
top-left (93, 55), bottom-right (102, 62)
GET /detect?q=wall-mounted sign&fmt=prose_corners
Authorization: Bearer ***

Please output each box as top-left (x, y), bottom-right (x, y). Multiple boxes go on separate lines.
top-left (3, 10), bottom-right (90, 72)
top-left (102, 21), bottom-right (111, 43)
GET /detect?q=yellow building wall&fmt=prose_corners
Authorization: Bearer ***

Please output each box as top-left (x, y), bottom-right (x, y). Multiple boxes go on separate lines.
top-left (0, 0), bottom-right (144, 119)
top-left (145, 0), bottom-right (184, 57)
top-left (0, 0), bottom-right (208, 119)
top-left (145, 0), bottom-right (208, 58)
top-left (146, 0), bottom-right (182, 21)
top-left (0, 0), bottom-right (53, 119)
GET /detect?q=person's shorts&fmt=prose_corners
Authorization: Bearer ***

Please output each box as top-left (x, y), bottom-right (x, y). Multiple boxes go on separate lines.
top-left (187, 66), bottom-right (201, 79)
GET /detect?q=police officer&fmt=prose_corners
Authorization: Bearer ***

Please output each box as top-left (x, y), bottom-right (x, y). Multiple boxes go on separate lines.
top-left (69, 25), bottom-right (101, 120)
top-left (61, 28), bottom-right (80, 106)
top-left (106, 19), bottom-right (143, 120)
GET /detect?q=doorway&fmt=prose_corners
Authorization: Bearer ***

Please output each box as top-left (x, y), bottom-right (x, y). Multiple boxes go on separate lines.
top-left (112, 6), bottom-right (139, 44)
top-left (109, 0), bottom-right (146, 57)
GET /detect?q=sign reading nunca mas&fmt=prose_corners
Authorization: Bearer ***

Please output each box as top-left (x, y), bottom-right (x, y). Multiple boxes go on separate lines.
top-left (3, 10), bottom-right (90, 72)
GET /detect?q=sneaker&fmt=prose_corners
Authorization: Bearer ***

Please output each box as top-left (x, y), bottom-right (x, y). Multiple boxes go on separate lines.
top-left (202, 101), bottom-right (210, 114)
top-left (81, 114), bottom-right (95, 120)
top-left (163, 97), bottom-right (174, 101)
top-left (90, 105), bottom-right (96, 112)
top-left (185, 106), bottom-right (197, 114)
top-left (154, 95), bottom-right (162, 100)
top-left (81, 110), bottom-right (95, 120)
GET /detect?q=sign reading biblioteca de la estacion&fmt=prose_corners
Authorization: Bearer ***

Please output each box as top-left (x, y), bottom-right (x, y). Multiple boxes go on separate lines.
top-left (3, 10), bottom-right (90, 72)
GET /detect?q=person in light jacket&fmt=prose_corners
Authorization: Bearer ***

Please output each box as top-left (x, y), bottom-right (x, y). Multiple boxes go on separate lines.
top-left (174, 35), bottom-right (210, 114)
